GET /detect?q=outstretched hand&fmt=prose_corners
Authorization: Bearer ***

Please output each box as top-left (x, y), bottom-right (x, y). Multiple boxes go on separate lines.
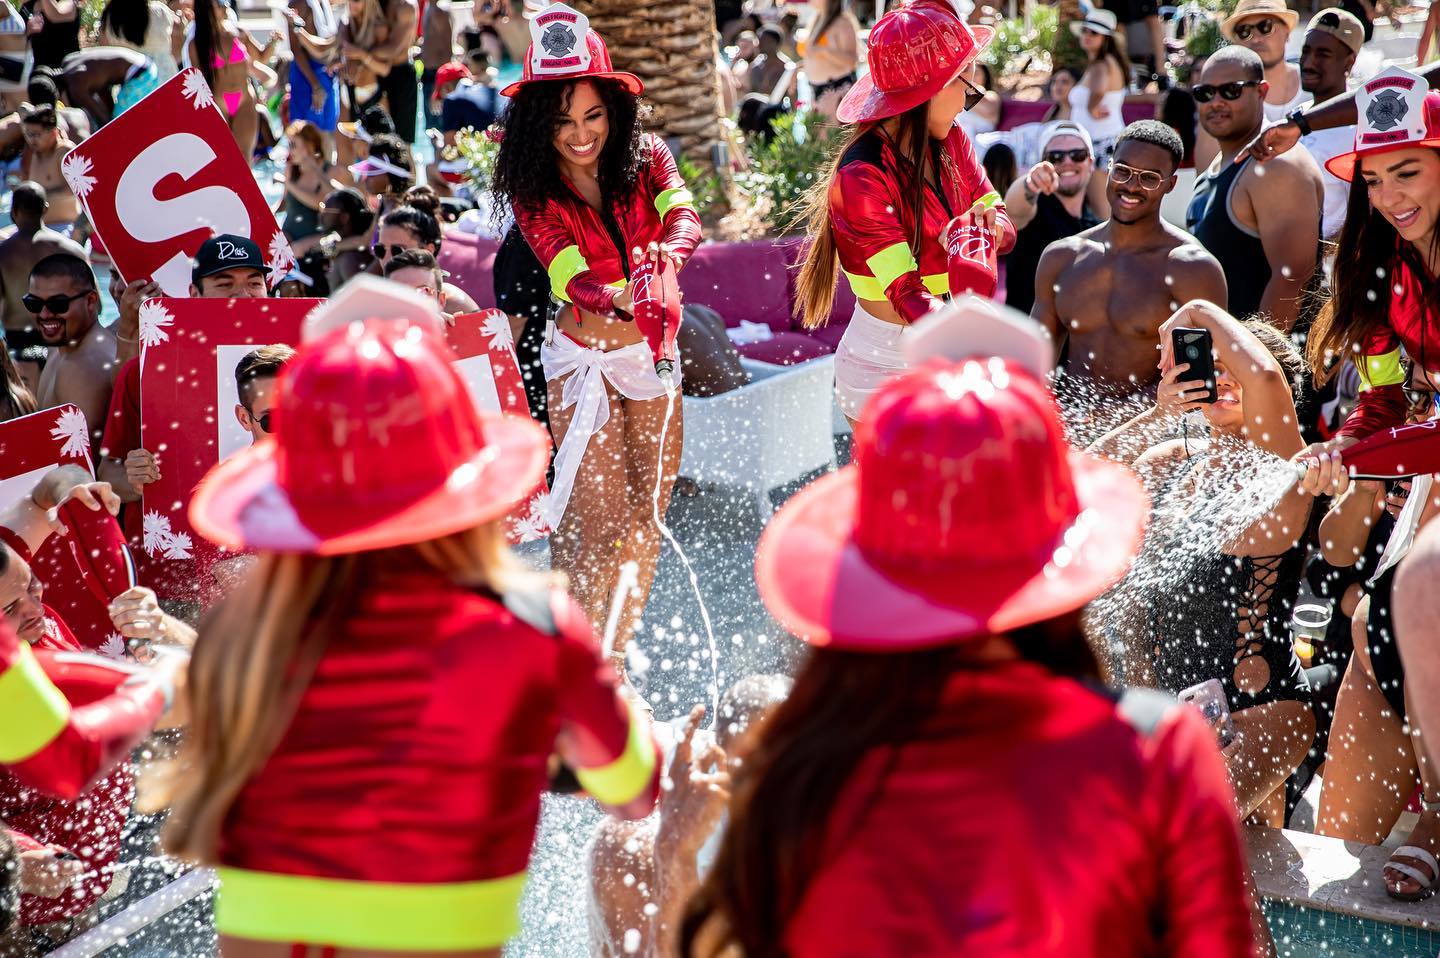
top-left (1240, 122), bottom-right (1302, 165)
top-left (658, 704), bottom-right (731, 855)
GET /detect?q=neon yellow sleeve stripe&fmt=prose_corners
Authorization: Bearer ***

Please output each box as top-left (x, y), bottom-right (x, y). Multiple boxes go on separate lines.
top-left (0, 643), bottom-right (72, 763)
top-left (575, 705), bottom-right (657, 807)
top-left (216, 868), bottom-right (526, 950)
top-left (1358, 348), bottom-right (1405, 390)
top-left (655, 187), bottom-right (696, 218)
top-left (546, 245), bottom-right (590, 304)
top-left (865, 241), bottom-right (919, 297)
top-left (844, 270), bottom-right (948, 301)
top-left (922, 273), bottom-right (949, 296)
top-left (976, 191), bottom-right (1002, 210)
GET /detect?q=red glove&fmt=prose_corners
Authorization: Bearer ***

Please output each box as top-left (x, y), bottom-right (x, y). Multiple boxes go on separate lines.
top-left (943, 213), bottom-right (999, 299)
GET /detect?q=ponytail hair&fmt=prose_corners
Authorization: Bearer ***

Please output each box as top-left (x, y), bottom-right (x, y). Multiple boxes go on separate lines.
top-left (793, 103), bottom-right (930, 329)
top-left (193, 0), bottom-right (219, 92)
top-left (154, 523), bottom-right (531, 863)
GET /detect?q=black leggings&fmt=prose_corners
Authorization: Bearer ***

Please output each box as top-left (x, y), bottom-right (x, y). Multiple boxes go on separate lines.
top-left (374, 59), bottom-right (418, 142)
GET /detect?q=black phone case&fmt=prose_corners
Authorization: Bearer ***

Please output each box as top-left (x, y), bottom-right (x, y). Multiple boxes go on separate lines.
top-left (1171, 327), bottom-right (1218, 404)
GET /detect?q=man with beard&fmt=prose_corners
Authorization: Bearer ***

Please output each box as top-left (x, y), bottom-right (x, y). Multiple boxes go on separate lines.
top-left (1003, 121), bottom-right (1101, 316)
top-left (26, 253), bottom-right (115, 454)
top-left (1186, 46), bottom-right (1322, 331)
top-left (1298, 9), bottom-right (1364, 240)
top-left (1032, 121), bottom-right (1226, 421)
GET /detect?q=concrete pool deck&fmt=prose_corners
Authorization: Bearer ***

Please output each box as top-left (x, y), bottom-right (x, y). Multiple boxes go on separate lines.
top-left (1250, 825), bottom-right (1440, 931)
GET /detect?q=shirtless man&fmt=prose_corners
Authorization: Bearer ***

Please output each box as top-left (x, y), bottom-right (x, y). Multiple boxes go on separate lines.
top-left (27, 252), bottom-right (117, 452)
top-left (55, 47), bottom-right (153, 126)
top-left (1033, 120), bottom-right (1227, 427)
top-left (1186, 46), bottom-right (1322, 332)
top-left (18, 105), bottom-right (78, 231)
top-left (0, 182), bottom-right (85, 347)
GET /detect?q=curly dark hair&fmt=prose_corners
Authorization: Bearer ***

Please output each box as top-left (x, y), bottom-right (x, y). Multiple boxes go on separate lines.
top-left (490, 77), bottom-right (647, 226)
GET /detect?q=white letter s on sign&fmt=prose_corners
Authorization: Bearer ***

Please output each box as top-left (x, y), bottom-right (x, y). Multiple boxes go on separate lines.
top-left (115, 132), bottom-right (252, 294)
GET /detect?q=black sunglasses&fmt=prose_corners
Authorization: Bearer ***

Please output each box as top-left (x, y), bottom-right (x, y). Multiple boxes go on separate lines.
top-left (247, 409), bottom-right (273, 433)
top-left (1233, 18), bottom-right (1278, 40)
top-left (1192, 80), bottom-right (1260, 103)
top-left (21, 290), bottom-right (92, 315)
top-left (959, 73), bottom-right (986, 111)
top-left (371, 243), bottom-right (408, 260)
top-left (1044, 148), bottom-right (1091, 164)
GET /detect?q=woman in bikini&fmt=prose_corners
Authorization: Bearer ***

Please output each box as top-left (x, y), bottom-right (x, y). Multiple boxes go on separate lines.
top-left (491, 3), bottom-right (701, 671)
top-left (190, 0), bottom-right (268, 156)
top-left (1090, 300), bottom-right (1322, 825)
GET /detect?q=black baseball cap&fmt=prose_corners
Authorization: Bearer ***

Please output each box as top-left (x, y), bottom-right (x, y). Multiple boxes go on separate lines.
top-left (193, 234), bottom-right (266, 284)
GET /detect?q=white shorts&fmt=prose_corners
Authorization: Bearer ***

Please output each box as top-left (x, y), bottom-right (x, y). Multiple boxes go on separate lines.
top-left (833, 303), bottom-right (910, 421)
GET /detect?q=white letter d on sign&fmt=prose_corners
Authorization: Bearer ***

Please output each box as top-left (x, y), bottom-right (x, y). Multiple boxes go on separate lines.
top-left (115, 132), bottom-right (253, 295)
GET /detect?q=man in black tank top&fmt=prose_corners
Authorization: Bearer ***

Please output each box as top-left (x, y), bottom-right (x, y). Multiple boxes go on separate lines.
top-left (1186, 46), bottom-right (1322, 332)
top-left (1002, 122), bottom-right (1101, 315)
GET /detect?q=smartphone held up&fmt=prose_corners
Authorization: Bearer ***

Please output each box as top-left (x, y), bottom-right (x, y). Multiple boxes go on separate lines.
top-left (1171, 327), bottom-right (1218, 404)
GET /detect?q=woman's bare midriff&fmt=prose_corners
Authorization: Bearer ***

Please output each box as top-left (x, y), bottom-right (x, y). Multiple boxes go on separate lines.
top-left (555, 304), bottom-right (646, 352)
top-left (858, 297), bottom-right (907, 327)
top-left (222, 936), bottom-right (502, 958)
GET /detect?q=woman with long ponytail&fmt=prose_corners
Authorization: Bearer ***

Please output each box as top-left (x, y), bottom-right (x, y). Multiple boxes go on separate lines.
top-left (155, 303), bottom-right (660, 957)
top-left (793, 0), bottom-right (1015, 426)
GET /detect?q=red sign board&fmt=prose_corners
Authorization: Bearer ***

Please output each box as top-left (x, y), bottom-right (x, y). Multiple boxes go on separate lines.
top-left (61, 68), bottom-right (294, 297)
top-left (0, 405), bottom-right (117, 651)
top-left (139, 300), bottom-right (549, 604)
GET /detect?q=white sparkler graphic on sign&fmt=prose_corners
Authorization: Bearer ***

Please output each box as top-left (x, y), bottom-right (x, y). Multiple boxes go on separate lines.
top-left (138, 300), bottom-right (174, 349)
top-left (49, 407), bottom-right (90, 459)
top-left (142, 511), bottom-right (173, 557)
top-left (181, 69), bottom-right (215, 110)
top-left (267, 232), bottom-right (296, 287)
top-left (481, 310), bottom-right (514, 352)
top-left (61, 153), bottom-right (97, 199)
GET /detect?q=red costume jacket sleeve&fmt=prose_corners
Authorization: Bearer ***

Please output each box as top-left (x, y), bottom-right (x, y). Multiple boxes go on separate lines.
top-left (950, 124), bottom-right (1016, 256)
top-left (548, 592), bottom-right (660, 820)
top-left (515, 201), bottom-right (623, 319)
top-left (1150, 707), bottom-right (1256, 958)
top-left (644, 135), bottom-right (702, 267)
top-left (0, 623), bottom-right (167, 801)
top-left (830, 162), bottom-right (946, 324)
top-left (1339, 322), bottom-right (1410, 440)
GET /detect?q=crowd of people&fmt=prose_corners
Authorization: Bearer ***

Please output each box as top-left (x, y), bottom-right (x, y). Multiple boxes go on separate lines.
top-left (0, 0), bottom-right (1438, 955)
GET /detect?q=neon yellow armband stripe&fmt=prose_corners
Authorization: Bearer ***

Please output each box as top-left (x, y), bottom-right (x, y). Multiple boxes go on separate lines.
top-left (655, 187), bottom-right (696, 218)
top-left (546, 245), bottom-right (590, 304)
top-left (1357, 348), bottom-right (1405, 390)
top-left (975, 191), bottom-right (1002, 210)
top-left (865, 242), bottom-right (919, 298)
top-left (576, 706), bottom-right (657, 807)
top-left (844, 270), bottom-right (949, 302)
top-left (216, 868), bottom-right (527, 950)
top-left (0, 643), bottom-right (72, 763)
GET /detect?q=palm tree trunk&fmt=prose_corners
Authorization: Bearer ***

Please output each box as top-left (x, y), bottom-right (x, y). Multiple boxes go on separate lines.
top-left (576, 0), bottom-right (728, 180)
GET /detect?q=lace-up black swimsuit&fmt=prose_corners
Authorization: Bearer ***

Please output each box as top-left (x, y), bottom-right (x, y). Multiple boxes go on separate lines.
top-left (1148, 457), bottom-right (1311, 709)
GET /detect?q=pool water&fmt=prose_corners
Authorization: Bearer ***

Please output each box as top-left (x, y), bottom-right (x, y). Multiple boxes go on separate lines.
top-left (1265, 900), bottom-right (1440, 958)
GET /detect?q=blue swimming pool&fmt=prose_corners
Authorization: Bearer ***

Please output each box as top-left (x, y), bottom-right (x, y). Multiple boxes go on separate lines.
top-left (1266, 900), bottom-right (1440, 958)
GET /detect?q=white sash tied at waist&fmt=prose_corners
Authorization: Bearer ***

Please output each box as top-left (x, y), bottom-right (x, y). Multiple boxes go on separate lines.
top-left (540, 329), bottom-right (678, 531)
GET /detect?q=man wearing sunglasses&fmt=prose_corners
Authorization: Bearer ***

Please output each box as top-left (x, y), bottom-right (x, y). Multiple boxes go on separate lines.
top-left (1032, 121), bottom-right (1226, 428)
top-left (1221, 0), bottom-right (1307, 123)
top-left (26, 252), bottom-right (115, 456)
top-left (0, 182), bottom-right (84, 351)
top-left (1002, 121), bottom-right (1101, 315)
top-left (233, 345), bottom-right (295, 445)
top-left (1187, 46), bottom-right (1322, 333)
